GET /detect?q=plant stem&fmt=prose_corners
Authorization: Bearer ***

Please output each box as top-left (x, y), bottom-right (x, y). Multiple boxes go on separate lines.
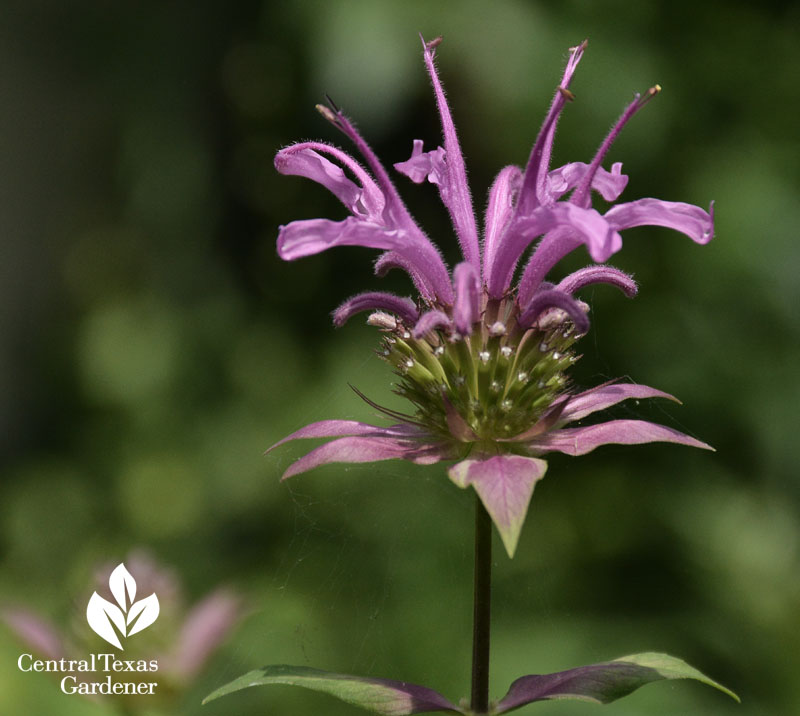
top-left (470, 494), bottom-right (492, 714)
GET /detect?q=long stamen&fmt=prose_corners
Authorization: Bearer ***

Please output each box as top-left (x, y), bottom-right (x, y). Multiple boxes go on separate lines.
top-left (570, 85), bottom-right (661, 208)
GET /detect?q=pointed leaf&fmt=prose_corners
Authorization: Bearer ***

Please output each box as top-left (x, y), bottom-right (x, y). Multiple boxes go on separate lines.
top-left (86, 593), bottom-right (125, 650)
top-left (108, 563), bottom-right (136, 610)
top-left (126, 593), bottom-right (160, 636)
top-left (203, 665), bottom-right (462, 715)
top-left (494, 652), bottom-right (739, 713)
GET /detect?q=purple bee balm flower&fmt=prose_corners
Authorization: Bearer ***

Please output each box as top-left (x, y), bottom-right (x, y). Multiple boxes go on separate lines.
top-left (271, 37), bottom-right (714, 558)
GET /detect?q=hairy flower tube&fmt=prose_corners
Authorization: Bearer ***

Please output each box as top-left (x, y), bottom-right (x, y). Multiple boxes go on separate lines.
top-left (270, 37), bottom-right (714, 558)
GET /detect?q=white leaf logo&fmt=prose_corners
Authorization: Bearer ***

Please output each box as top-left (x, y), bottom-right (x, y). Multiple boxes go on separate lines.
top-left (86, 563), bottom-right (160, 650)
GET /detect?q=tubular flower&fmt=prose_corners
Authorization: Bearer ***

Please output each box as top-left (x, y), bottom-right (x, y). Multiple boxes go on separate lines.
top-left (270, 37), bottom-right (714, 557)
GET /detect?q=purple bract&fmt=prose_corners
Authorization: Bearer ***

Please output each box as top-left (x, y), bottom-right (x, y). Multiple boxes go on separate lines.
top-left (270, 37), bottom-right (714, 557)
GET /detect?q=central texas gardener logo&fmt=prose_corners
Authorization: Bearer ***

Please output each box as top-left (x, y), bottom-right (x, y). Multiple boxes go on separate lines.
top-left (86, 563), bottom-right (160, 650)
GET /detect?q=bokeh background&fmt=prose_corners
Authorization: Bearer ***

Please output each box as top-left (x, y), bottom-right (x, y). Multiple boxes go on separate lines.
top-left (1, 0), bottom-right (798, 714)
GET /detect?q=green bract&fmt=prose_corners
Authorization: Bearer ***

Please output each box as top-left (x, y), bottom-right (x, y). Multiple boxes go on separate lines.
top-left (380, 298), bottom-right (581, 449)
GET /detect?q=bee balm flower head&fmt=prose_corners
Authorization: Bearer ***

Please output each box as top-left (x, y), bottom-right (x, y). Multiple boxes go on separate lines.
top-left (271, 37), bottom-right (714, 558)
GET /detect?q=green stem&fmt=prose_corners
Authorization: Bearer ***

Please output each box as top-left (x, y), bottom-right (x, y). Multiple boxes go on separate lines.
top-left (471, 494), bottom-right (492, 713)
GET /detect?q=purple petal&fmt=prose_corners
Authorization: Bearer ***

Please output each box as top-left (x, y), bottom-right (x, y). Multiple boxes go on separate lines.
top-left (277, 217), bottom-right (402, 260)
top-left (374, 251), bottom-right (438, 304)
top-left (559, 383), bottom-right (679, 424)
top-left (277, 217), bottom-right (454, 304)
top-left (282, 436), bottom-right (445, 480)
top-left (421, 37), bottom-right (481, 272)
top-left (332, 292), bottom-right (419, 328)
top-left (412, 310), bottom-right (453, 339)
top-left (494, 652), bottom-right (738, 713)
top-left (317, 108), bottom-right (455, 304)
top-left (518, 289), bottom-right (590, 334)
top-left (547, 161), bottom-right (629, 202)
top-left (483, 165), bottom-right (522, 277)
top-left (516, 40), bottom-right (587, 216)
top-left (322, 109), bottom-right (423, 232)
top-left (267, 420), bottom-right (425, 453)
top-left (595, 162), bottom-right (629, 201)
top-left (170, 589), bottom-right (242, 681)
top-left (204, 664), bottom-right (462, 714)
top-left (275, 143), bottom-right (384, 219)
top-left (604, 198), bottom-right (714, 244)
top-left (570, 87), bottom-right (660, 209)
top-left (448, 456), bottom-right (548, 557)
top-left (514, 227), bottom-right (576, 306)
top-left (526, 419), bottom-right (714, 456)
top-left (556, 265), bottom-right (637, 297)
top-left (550, 206), bottom-right (624, 262)
top-left (544, 163), bottom-right (583, 200)
top-left (452, 262), bottom-right (480, 335)
top-left (394, 139), bottom-right (446, 185)
top-left (1, 608), bottom-right (65, 661)
top-left (487, 204), bottom-right (621, 299)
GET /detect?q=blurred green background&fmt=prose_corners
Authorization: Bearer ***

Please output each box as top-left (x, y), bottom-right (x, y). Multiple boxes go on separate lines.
top-left (1, 0), bottom-right (798, 714)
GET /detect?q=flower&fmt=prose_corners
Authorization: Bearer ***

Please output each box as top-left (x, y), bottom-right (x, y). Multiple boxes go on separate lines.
top-left (270, 37), bottom-right (714, 558)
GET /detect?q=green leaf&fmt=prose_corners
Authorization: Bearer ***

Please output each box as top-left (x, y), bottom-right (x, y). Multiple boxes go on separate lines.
top-left (202, 664), bottom-right (463, 715)
top-left (494, 651), bottom-right (739, 713)
top-left (617, 652), bottom-right (739, 701)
